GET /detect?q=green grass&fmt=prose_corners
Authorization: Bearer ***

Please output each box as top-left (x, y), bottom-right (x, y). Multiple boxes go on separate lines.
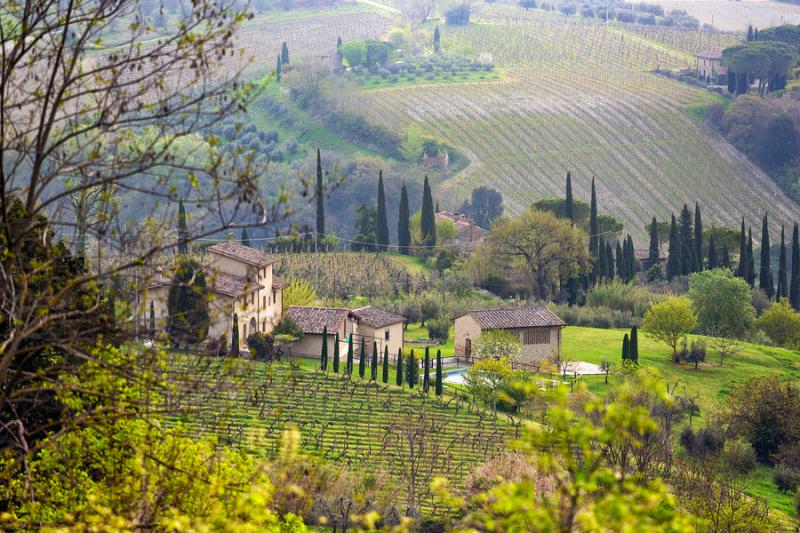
top-left (384, 252), bottom-right (432, 274)
top-left (405, 322), bottom-right (455, 357)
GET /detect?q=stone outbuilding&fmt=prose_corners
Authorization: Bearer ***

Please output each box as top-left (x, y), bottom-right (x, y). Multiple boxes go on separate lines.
top-left (454, 306), bottom-right (565, 366)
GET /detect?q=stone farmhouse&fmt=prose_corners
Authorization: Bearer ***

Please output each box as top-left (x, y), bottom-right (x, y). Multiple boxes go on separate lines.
top-left (287, 305), bottom-right (405, 359)
top-left (435, 211), bottom-right (489, 251)
top-left (696, 49), bottom-right (726, 83)
top-left (454, 306), bottom-right (565, 366)
top-left (144, 241), bottom-right (286, 346)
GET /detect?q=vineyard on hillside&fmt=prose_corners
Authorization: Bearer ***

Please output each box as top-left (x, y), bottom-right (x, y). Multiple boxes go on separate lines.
top-left (344, 69), bottom-right (800, 241)
top-left (167, 357), bottom-right (514, 509)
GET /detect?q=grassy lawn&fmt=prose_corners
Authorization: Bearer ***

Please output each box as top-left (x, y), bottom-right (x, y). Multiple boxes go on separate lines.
top-left (385, 252), bottom-right (431, 274)
top-left (405, 322), bottom-right (454, 357)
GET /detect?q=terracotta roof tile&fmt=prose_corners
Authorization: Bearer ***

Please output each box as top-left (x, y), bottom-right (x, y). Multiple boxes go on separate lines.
top-left (350, 306), bottom-right (406, 328)
top-left (208, 241), bottom-right (276, 267)
top-left (286, 306), bottom-right (349, 335)
top-left (458, 306), bottom-right (565, 329)
top-left (146, 269), bottom-right (261, 298)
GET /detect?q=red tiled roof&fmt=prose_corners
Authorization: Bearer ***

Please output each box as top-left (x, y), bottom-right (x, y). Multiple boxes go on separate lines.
top-left (350, 306), bottom-right (405, 328)
top-left (456, 306), bottom-right (565, 329)
top-left (286, 306), bottom-right (349, 335)
top-left (697, 49), bottom-right (723, 60)
top-left (146, 268), bottom-right (262, 298)
top-left (272, 276), bottom-right (288, 289)
top-left (208, 241), bottom-right (276, 267)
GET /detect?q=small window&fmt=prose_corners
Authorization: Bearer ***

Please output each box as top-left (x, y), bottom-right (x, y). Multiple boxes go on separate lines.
top-left (522, 328), bottom-right (550, 345)
top-left (272, 290), bottom-right (277, 303)
top-left (385, 329), bottom-right (390, 341)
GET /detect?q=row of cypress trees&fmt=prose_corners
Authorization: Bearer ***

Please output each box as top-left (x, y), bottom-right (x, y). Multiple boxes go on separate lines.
top-left (621, 326), bottom-right (639, 364)
top-left (319, 327), bottom-right (443, 395)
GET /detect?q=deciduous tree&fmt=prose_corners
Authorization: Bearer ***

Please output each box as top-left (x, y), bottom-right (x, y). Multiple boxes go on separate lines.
top-left (642, 296), bottom-right (697, 362)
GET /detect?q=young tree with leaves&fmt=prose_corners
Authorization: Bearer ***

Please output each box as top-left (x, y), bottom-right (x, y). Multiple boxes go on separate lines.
top-left (435, 350), bottom-right (443, 396)
top-left (760, 213), bottom-right (774, 298)
top-left (376, 171), bottom-right (389, 251)
top-left (398, 183), bottom-right (411, 255)
top-left (643, 296), bottom-right (697, 362)
top-left (421, 176), bottom-right (437, 247)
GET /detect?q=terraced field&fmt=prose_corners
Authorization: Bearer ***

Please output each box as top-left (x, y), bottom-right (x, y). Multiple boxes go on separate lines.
top-left (167, 357), bottom-right (514, 506)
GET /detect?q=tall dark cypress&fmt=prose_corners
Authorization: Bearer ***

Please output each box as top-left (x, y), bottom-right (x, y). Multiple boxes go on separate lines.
top-left (376, 171), bottom-right (389, 251)
top-left (598, 238), bottom-right (607, 280)
top-left (358, 337), bottom-right (366, 378)
top-left (615, 241), bottom-right (624, 281)
top-left (230, 314), bottom-right (239, 357)
top-left (435, 350), bottom-right (443, 396)
top-left (626, 235), bottom-right (636, 280)
top-left (707, 234), bottom-right (718, 270)
top-left (398, 183), bottom-right (411, 255)
top-left (423, 347), bottom-right (431, 393)
top-left (606, 241), bottom-right (615, 280)
top-left (346, 336), bottom-right (354, 376)
top-left (149, 301), bottom-right (156, 337)
top-left (648, 216), bottom-right (660, 267)
top-left (382, 345), bottom-right (389, 383)
top-left (276, 55), bottom-right (282, 81)
top-left (721, 243), bottom-right (730, 269)
top-left (396, 348), bottom-right (403, 386)
top-left (565, 171), bottom-right (574, 223)
top-left (622, 333), bottom-right (630, 361)
top-left (735, 217), bottom-right (747, 279)
top-left (694, 203), bottom-right (703, 271)
top-left (759, 213), bottom-right (774, 298)
top-left (371, 342), bottom-right (379, 381)
top-left (177, 200), bottom-right (188, 254)
top-left (433, 25), bottom-right (441, 52)
top-left (241, 227), bottom-right (250, 247)
top-left (791, 223), bottom-right (800, 309)
top-left (629, 326), bottom-right (639, 364)
top-left (747, 227), bottom-right (755, 287)
top-left (421, 175), bottom-right (436, 247)
top-left (679, 204), bottom-right (695, 275)
top-left (778, 225), bottom-right (788, 301)
top-left (281, 41), bottom-right (289, 64)
top-left (667, 214), bottom-right (681, 280)
top-left (333, 333), bottom-right (340, 373)
top-left (321, 326), bottom-right (328, 371)
top-left (406, 349), bottom-right (418, 388)
top-left (589, 177), bottom-right (599, 256)
top-left (316, 149), bottom-right (325, 237)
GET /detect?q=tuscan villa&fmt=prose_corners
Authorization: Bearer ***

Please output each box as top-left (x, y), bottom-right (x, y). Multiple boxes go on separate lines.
top-left (454, 307), bottom-right (565, 365)
top-left (435, 211), bottom-right (489, 251)
top-left (287, 305), bottom-right (406, 359)
top-left (144, 241), bottom-right (286, 345)
top-left (696, 49), bottom-right (726, 83)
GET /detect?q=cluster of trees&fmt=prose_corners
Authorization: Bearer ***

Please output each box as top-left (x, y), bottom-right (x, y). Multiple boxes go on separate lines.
top-left (662, 203), bottom-right (728, 280)
top-left (723, 24), bottom-right (800, 95)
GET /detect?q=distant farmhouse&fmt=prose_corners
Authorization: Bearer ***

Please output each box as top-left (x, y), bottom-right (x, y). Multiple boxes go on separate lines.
top-left (145, 242), bottom-right (286, 345)
top-left (287, 305), bottom-right (405, 358)
top-left (454, 306), bottom-right (565, 365)
top-left (436, 211), bottom-right (489, 251)
top-left (696, 49), bottom-right (726, 83)
top-left (635, 249), bottom-right (666, 272)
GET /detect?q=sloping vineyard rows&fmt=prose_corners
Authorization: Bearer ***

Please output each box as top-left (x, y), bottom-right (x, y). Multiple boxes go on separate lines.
top-left (344, 69), bottom-right (800, 241)
top-left (471, 4), bottom-right (743, 57)
top-left (274, 252), bottom-right (432, 299)
top-left (166, 359), bottom-right (514, 507)
top-left (446, 18), bottom-right (691, 70)
top-left (233, 11), bottom-right (394, 76)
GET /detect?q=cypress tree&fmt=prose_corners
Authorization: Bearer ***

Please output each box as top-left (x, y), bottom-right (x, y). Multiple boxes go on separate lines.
top-left (321, 326), bottom-right (328, 371)
top-left (630, 326), bottom-right (639, 364)
top-left (281, 41), bottom-right (289, 65)
top-left (358, 337), bottom-right (366, 378)
top-left (721, 243), bottom-right (730, 269)
top-left (149, 300), bottom-right (156, 337)
top-left (759, 213), bottom-right (773, 298)
top-left (376, 171), bottom-right (389, 251)
top-left (316, 149), bottom-right (325, 237)
top-left (626, 235), bottom-right (636, 280)
top-left (747, 25), bottom-right (754, 41)
top-left (333, 333), bottom-right (340, 373)
top-left (598, 238), bottom-right (607, 280)
top-left (423, 347), bottom-right (431, 393)
top-left (435, 350), bottom-right (443, 396)
top-left (648, 216), bottom-right (660, 267)
top-left (707, 234), bottom-right (718, 270)
top-left (755, 28), bottom-right (759, 40)
top-left (747, 227), bottom-right (755, 286)
top-left (241, 227), bottom-right (250, 247)
top-left (565, 171), bottom-right (574, 223)
top-left (406, 349), bottom-right (417, 388)
top-left (337, 36), bottom-right (342, 50)
top-left (371, 342), bottom-right (379, 381)
top-left (694, 202), bottom-right (703, 271)
top-left (615, 241), bottom-right (624, 281)
top-left (398, 183), bottom-right (411, 255)
top-left (433, 25), bottom-right (440, 52)
top-left (421, 175), bottom-right (436, 247)
top-left (622, 333), bottom-right (630, 361)
top-left (606, 241), bottom-right (615, 280)
top-left (667, 214), bottom-right (681, 280)
top-left (276, 55), bottom-right (282, 81)
top-left (382, 345), bottom-right (389, 383)
top-left (791, 223), bottom-right (800, 309)
top-left (396, 348), bottom-right (403, 386)
top-left (231, 314), bottom-right (239, 356)
top-left (346, 336), bottom-right (354, 376)
top-left (589, 177), bottom-right (599, 256)
top-left (679, 204), bottom-right (695, 275)
top-left (177, 199), bottom-right (188, 254)
top-left (778, 225), bottom-right (788, 301)
top-left (735, 217), bottom-right (747, 279)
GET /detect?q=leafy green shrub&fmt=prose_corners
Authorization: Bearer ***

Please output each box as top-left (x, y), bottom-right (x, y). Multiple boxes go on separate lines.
top-left (549, 303), bottom-right (640, 329)
top-left (587, 280), bottom-right (662, 317)
top-left (427, 317), bottom-right (451, 343)
top-left (273, 317), bottom-right (304, 339)
top-left (722, 438), bottom-right (757, 474)
top-left (774, 464), bottom-right (800, 493)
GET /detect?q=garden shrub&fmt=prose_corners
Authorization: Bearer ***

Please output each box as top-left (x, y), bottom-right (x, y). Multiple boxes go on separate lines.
top-left (586, 280), bottom-right (661, 317)
top-left (722, 438), bottom-right (757, 474)
top-left (774, 464), bottom-right (800, 493)
top-left (427, 317), bottom-right (451, 343)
